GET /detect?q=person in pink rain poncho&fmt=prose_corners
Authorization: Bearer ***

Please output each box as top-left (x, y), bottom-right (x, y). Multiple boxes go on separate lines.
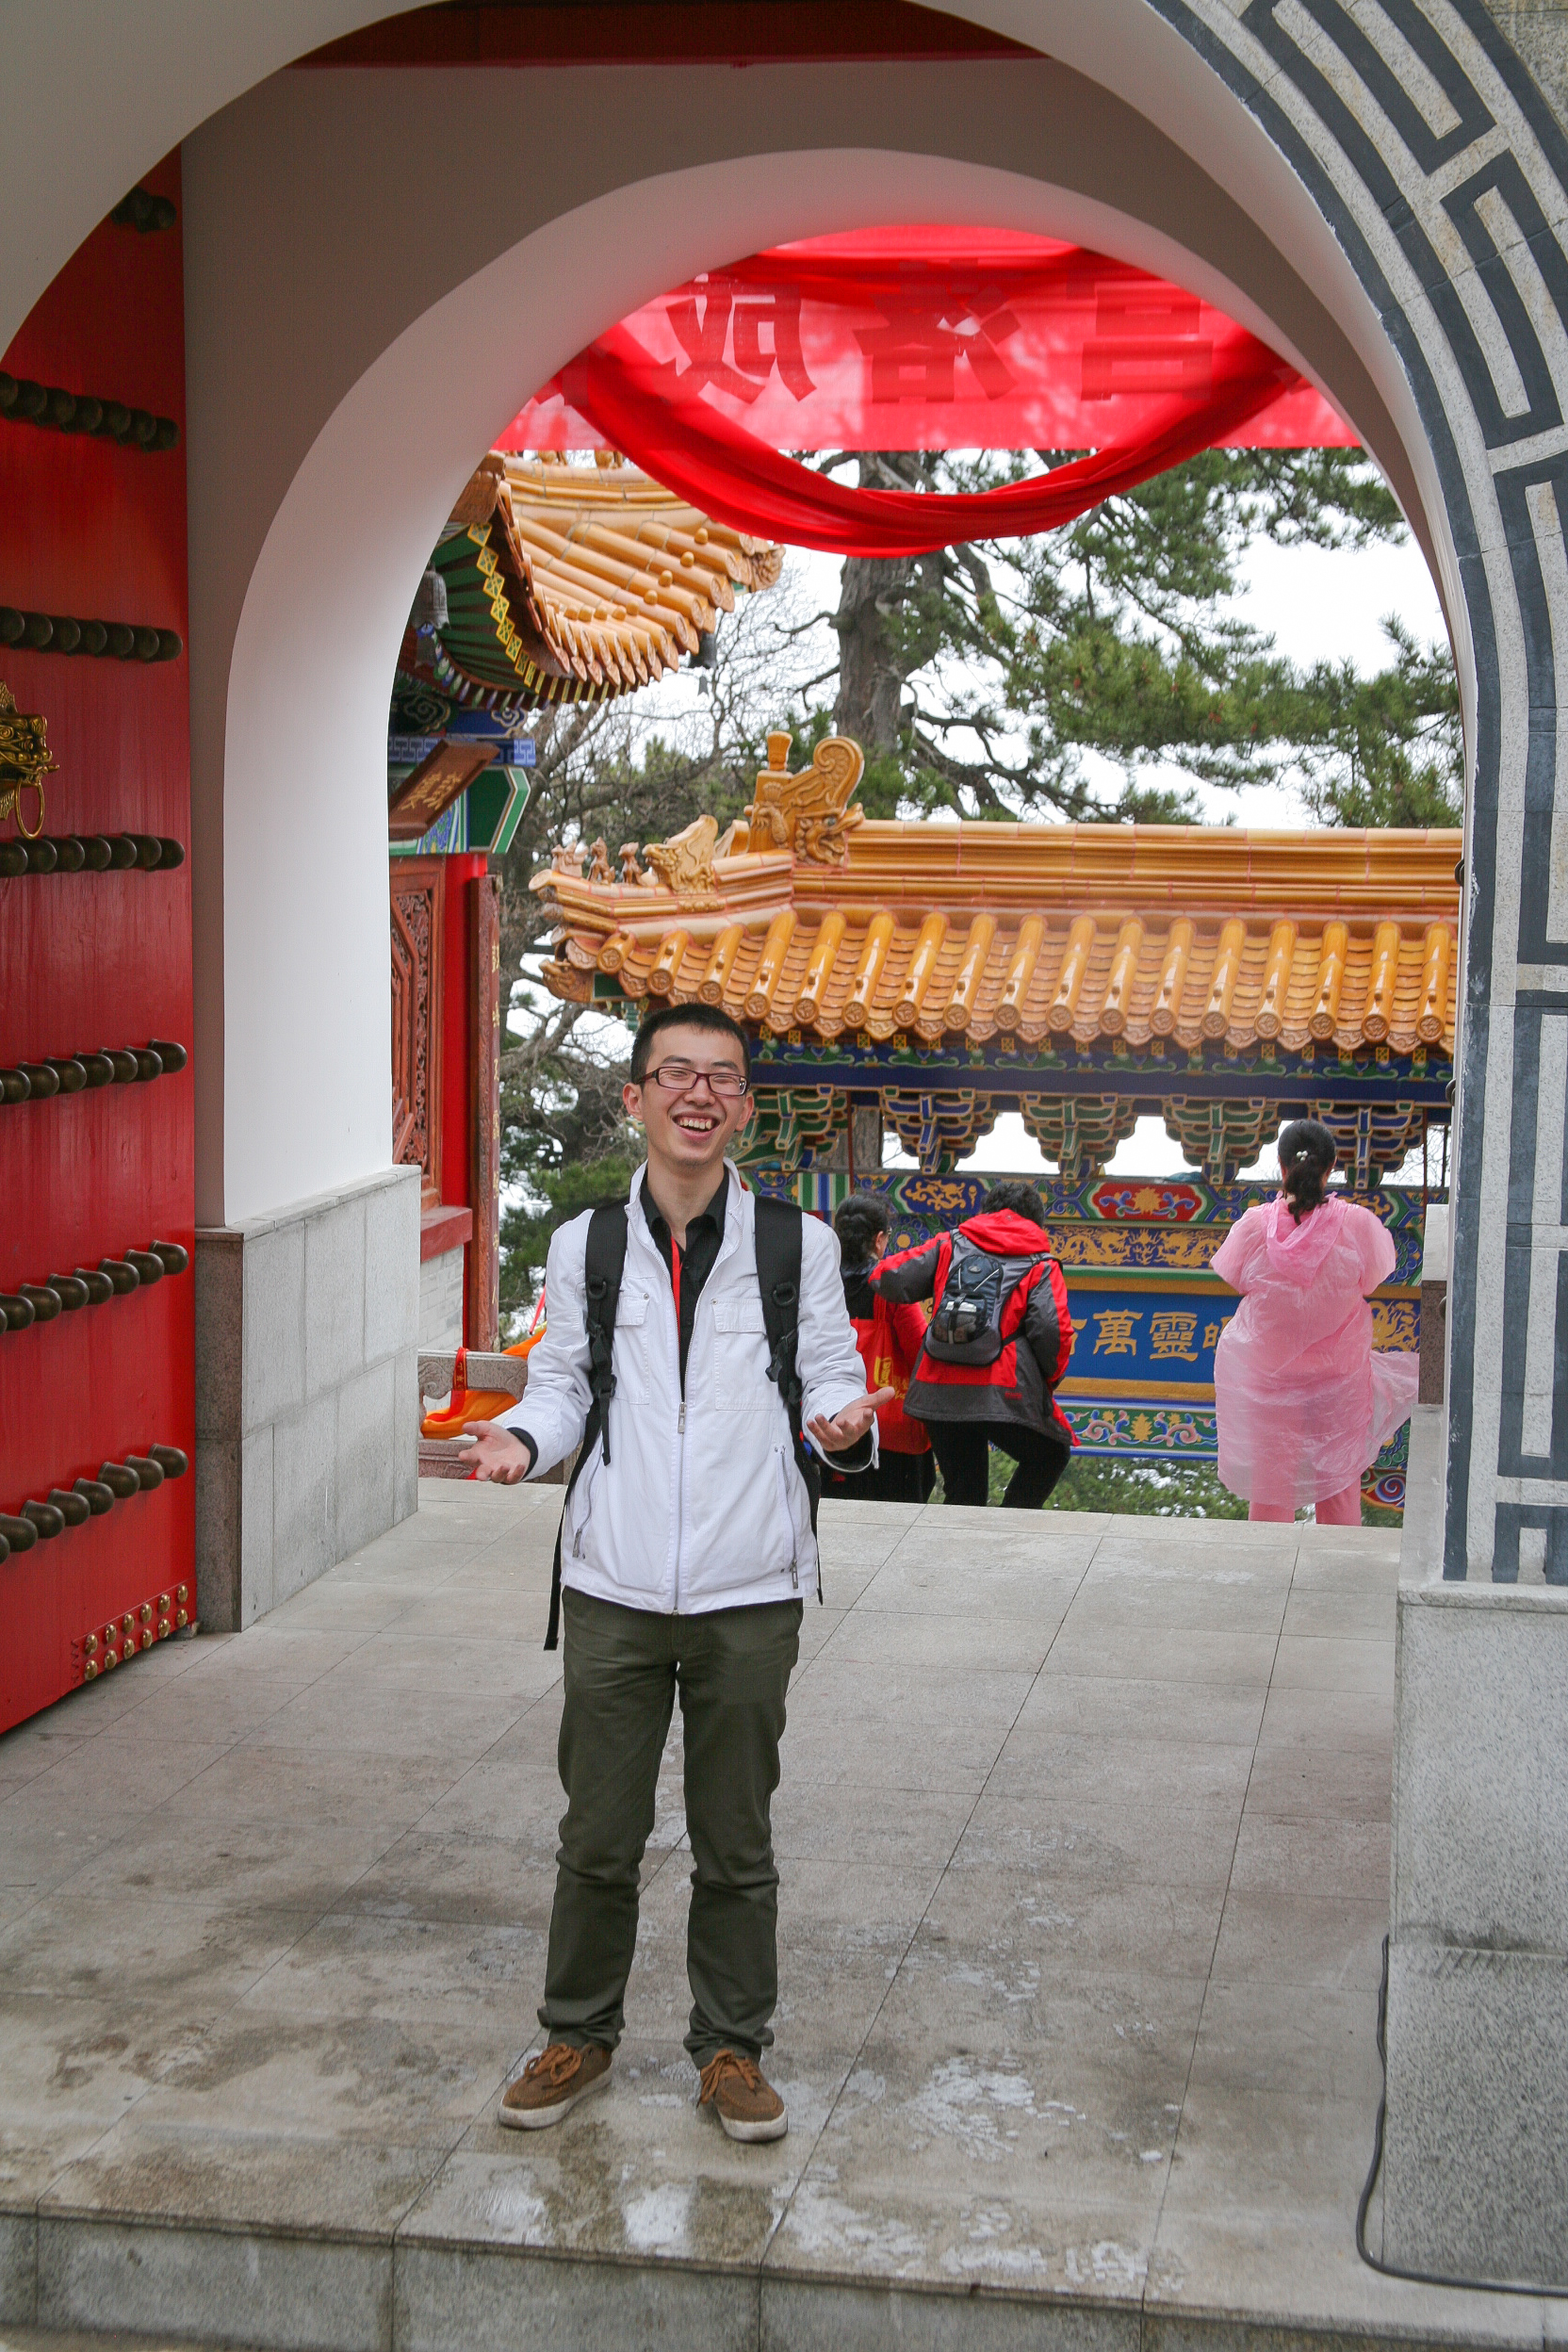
top-left (1211, 1119), bottom-right (1419, 1524)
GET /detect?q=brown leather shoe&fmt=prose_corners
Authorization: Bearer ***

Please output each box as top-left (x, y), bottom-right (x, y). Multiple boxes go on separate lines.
top-left (697, 2049), bottom-right (788, 2143)
top-left (498, 2041), bottom-right (612, 2131)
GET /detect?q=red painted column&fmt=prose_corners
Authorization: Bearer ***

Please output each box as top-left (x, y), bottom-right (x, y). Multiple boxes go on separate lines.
top-left (438, 852), bottom-right (487, 1338)
top-left (0, 153), bottom-right (194, 1730)
top-left (467, 874), bottom-right (501, 1350)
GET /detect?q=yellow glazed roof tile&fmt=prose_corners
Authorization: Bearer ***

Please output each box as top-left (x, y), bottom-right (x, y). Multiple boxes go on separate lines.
top-left (426, 454), bottom-right (783, 708)
top-left (532, 735), bottom-right (1462, 1059)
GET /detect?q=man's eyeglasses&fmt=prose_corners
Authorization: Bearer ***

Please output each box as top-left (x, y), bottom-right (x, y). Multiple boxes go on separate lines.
top-left (644, 1061), bottom-right (748, 1099)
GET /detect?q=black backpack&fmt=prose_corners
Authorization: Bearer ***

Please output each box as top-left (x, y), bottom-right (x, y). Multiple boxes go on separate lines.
top-left (544, 1193), bottom-right (818, 1648)
top-left (923, 1231), bottom-right (1046, 1367)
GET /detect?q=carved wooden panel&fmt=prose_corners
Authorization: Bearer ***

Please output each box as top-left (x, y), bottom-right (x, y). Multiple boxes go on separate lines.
top-left (390, 857), bottom-right (444, 1207)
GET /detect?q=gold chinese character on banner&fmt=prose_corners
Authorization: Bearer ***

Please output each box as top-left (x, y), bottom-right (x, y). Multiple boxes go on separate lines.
top-left (1202, 1320), bottom-right (1226, 1351)
top-left (1149, 1312), bottom-right (1200, 1363)
top-left (1092, 1309), bottom-right (1142, 1356)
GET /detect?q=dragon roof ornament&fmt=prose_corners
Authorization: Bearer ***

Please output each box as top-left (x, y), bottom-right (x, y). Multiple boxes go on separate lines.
top-left (535, 733), bottom-right (866, 920)
top-left (644, 815), bottom-right (722, 906)
top-left (737, 732), bottom-right (865, 865)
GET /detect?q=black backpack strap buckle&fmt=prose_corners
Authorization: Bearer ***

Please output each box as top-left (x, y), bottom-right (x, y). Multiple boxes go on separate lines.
top-left (765, 1278), bottom-right (802, 1402)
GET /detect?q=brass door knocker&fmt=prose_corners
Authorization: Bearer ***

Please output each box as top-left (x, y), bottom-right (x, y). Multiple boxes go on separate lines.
top-left (0, 682), bottom-right (56, 838)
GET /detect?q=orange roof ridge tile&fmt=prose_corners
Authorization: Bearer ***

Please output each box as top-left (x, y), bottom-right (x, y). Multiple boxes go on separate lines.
top-left (534, 748), bottom-right (1462, 1062)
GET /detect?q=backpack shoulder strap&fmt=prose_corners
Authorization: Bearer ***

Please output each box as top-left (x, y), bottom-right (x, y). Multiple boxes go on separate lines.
top-left (580, 1201), bottom-right (630, 1454)
top-left (546, 1201), bottom-right (628, 1651)
top-left (947, 1230), bottom-right (982, 1279)
top-left (753, 1196), bottom-right (823, 1571)
top-left (931, 1230), bottom-right (956, 1298)
top-left (754, 1194), bottom-right (804, 1408)
top-left (996, 1250), bottom-right (1049, 1338)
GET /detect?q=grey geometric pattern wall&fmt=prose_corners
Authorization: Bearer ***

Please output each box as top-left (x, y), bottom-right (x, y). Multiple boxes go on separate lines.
top-left (1150, 0), bottom-right (1568, 1579)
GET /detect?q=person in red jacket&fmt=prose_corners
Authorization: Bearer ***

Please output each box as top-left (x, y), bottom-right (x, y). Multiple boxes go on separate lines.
top-left (820, 1192), bottom-right (937, 1503)
top-left (872, 1181), bottom-right (1074, 1508)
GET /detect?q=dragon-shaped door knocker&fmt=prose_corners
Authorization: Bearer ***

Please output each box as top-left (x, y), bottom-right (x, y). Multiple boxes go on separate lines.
top-left (0, 683), bottom-right (55, 840)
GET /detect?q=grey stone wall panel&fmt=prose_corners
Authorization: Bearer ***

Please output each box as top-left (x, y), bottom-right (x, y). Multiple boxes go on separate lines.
top-left (367, 1171), bottom-right (422, 1361)
top-left (1395, 1586), bottom-right (1568, 1951)
top-left (417, 1244), bottom-right (465, 1354)
top-left (0, 2209), bottom-right (36, 2324)
top-left (303, 1194), bottom-right (368, 1401)
top-left (393, 1346), bottom-right (422, 1526)
top-left (192, 1429), bottom-right (240, 1635)
top-left (37, 2213), bottom-right (390, 2352)
top-left (241, 1218), bottom-right (307, 1431)
top-left (192, 1231), bottom-right (241, 1441)
top-left (270, 1397), bottom-right (341, 1609)
top-left (335, 1356), bottom-right (399, 1561)
top-left (240, 1422), bottom-right (275, 1627)
top-left (1383, 1940), bottom-right (1568, 2282)
top-left (393, 2240), bottom-right (753, 2352)
top-left (195, 1168), bottom-right (418, 1633)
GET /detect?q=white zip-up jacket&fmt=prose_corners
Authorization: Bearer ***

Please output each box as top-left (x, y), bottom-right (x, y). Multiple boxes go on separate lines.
top-left (505, 1163), bottom-right (872, 1615)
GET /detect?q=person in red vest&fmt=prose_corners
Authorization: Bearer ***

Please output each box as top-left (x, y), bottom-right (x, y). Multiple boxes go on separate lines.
top-left (872, 1182), bottom-right (1074, 1507)
top-left (819, 1192), bottom-right (937, 1504)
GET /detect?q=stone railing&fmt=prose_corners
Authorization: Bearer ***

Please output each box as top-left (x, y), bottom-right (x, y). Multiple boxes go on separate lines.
top-left (416, 1349), bottom-right (571, 1485)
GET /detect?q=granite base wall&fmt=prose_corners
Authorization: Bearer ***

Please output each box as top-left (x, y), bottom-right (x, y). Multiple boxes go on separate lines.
top-left (1383, 1411), bottom-right (1568, 2286)
top-left (418, 1243), bottom-right (466, 1352)
top-left (193, 1166), bottom-right (420, 1631)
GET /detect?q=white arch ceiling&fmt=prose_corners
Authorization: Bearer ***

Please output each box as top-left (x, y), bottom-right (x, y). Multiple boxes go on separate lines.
top-left (0, 1), bottom-right (428, 351)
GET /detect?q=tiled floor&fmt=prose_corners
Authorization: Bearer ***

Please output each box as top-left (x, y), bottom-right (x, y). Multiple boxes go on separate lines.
top-left (0, 1488), bottom-right (1555, 2350)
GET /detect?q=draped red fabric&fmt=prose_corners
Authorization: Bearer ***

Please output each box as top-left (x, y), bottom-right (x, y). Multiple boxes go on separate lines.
top-left (560, 319), bottom-right (1298, 557)
top-left (498, 230), bottom-right (1353, 556)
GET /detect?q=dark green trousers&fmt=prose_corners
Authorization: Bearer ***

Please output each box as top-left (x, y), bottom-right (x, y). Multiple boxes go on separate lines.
top-left (541, 1587), bottom-right (803, 2066)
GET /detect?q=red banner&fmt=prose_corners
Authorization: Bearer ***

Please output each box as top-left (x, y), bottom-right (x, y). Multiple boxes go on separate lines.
top-left (498, 229), bottom-right (1355, 558)
top-left (506, 227), bottom-right (1350, 453)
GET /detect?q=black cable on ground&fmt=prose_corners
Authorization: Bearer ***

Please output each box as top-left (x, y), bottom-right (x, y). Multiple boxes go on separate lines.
top-left (1355, 1932), bottom-right (1566, 2299)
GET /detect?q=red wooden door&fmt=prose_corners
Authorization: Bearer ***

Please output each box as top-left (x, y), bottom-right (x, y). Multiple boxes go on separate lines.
top-left (0, 153), bottom-right (195, 1730)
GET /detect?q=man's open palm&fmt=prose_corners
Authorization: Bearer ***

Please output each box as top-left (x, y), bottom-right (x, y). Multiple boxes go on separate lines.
top-left (806, 1389), bottom-right (895, 1454)
top-left (461, 1423), bottom-right (534, 1482)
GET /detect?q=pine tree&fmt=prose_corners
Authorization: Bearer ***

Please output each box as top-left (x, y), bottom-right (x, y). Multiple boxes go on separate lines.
top-left (821, 447), bottom-right (1460, 825)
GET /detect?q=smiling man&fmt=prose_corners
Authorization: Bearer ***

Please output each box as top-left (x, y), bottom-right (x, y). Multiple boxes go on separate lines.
top-left (463, 1003), bottom-right (888, 2143)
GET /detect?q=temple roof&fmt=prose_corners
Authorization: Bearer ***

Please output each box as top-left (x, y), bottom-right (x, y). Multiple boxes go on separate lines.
top-left (404, 454), bottom-right (783, 710)
top-left (534, 735), bottom-right (1462, 1060)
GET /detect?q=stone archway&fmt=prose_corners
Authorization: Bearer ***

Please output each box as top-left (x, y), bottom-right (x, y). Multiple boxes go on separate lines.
top-left (191, 13), bottom-right (1563, 1577)
top-left (157, 5), bottom-right (1567, 2281)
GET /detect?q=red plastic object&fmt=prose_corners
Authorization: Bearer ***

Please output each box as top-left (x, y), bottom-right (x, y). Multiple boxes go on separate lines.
top-left (0, 150), bottom-right (194, 1733)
